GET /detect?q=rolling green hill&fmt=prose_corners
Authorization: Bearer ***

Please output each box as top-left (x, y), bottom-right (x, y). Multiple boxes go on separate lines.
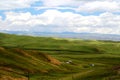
top-left (0, 33), bottom-right (120, 80)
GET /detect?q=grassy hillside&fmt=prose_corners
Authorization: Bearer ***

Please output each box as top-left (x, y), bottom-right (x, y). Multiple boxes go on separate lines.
top-left (0, 33), bottom-right (120, 80)
top-left (0, 47), bottom-right (63, 79)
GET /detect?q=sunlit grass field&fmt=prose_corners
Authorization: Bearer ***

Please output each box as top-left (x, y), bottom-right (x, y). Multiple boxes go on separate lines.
top-left (0, 33), bottom-right (120, 80)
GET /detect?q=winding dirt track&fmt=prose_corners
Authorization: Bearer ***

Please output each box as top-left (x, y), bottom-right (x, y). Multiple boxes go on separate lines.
top-left (59, 70), bottom-right (94, 80)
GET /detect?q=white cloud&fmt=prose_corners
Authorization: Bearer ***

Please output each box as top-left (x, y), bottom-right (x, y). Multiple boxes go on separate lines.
top-left (76, 1), bottom-right (120, 12)
top-left (38, 0), bottom-right (120, 13)
top-left (0, 0), bottom-right (120, 35)
top-left (0, 0), bottom-right (38, 10)
top-left (41, 0), bottom-right (80, 7)
top-left (0, 10), bottom-right (120, 34)
top-left (0, 0), bottom-right (120, 13)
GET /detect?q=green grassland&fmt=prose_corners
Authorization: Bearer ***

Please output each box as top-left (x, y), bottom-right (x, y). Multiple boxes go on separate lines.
top-left (0, 33), bottom-right (120, 80)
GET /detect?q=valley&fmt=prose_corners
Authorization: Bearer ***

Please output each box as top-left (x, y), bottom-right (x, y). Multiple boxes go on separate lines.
top-left (0, 33), bottom-right (120, 80)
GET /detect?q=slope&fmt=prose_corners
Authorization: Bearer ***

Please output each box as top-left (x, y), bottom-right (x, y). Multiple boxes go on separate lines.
top-left (0, 46), bottom-right (62, 79)
top-left (0, 32), bottom-right (120, 80)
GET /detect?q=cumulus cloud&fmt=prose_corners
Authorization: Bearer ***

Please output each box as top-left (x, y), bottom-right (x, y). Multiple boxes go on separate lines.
top-left (0, 0), bottom-right (120, 13)
top-left (0, 10), bottom-right (120, 34)
top-left (0, 0), bottom-right (38, 10)
top-left (36, 0), bottom-right (120, 13)
top-left (0, 0), bottom-right (120, 34)
top-left (41, 0), bottom-right (81, 7)
top-left (76, 1), bottom-right (120, 12)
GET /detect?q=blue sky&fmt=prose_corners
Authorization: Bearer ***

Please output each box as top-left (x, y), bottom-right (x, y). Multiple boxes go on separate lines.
top-left (0, 0), bottom-right (120, 34)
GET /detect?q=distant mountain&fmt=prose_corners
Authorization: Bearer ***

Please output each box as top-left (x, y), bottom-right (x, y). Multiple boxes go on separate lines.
top-left (0, 30), bottom-right (120, 41)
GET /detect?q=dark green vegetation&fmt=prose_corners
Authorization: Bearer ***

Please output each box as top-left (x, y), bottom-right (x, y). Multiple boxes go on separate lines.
top-left (0, 33), bottom-right (120, 80)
